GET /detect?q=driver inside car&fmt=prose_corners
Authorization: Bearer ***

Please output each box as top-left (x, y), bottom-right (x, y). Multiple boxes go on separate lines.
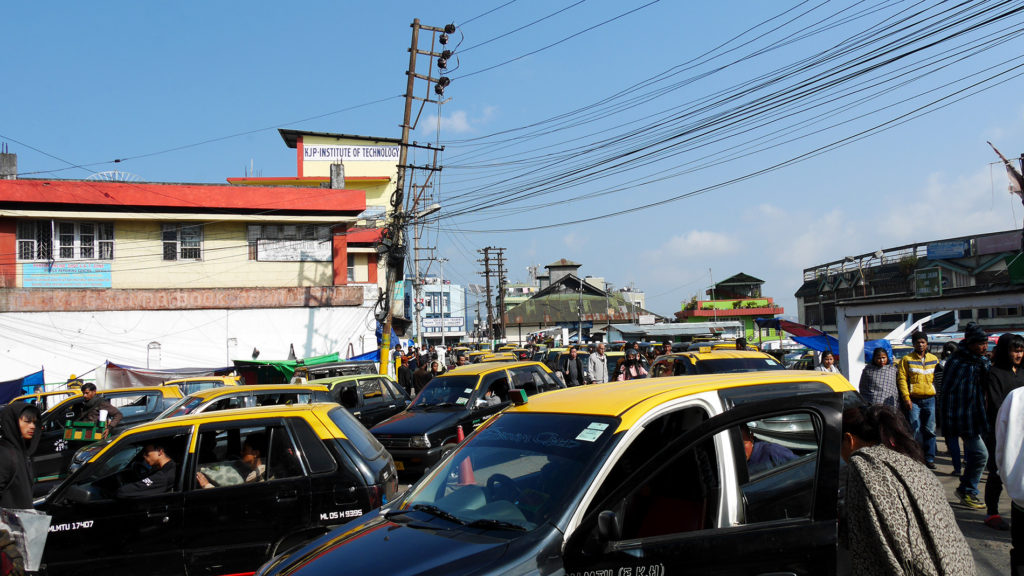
top-left (116, 443), bottom-right (176, 499)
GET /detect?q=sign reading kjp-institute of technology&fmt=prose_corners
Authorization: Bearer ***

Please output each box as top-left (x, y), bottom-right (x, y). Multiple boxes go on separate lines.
top-left (303, 145), bottom-right (400, 162)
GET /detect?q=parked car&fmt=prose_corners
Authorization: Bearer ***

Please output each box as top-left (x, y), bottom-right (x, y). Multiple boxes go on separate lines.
top-left (32, 386), bottom-right (185, 495)
top-left (291, 360), bottom-right (378, 382)
top-left (256, 371), bottom-right (859, 576)
top-left (649, 349), bottom-right (785, 377)
top-left (308, 374), bottom-right (412, 429)
top-left (9, 389), bottom-right (80, 412)
top-left (68, 384), bottom-right (335, 475)
top-left (370, 361), bottom-right (564, 480)
top-left (38, 403), bottom-right (398, 576)
top-left (161, 375), bottom-right (243, 396)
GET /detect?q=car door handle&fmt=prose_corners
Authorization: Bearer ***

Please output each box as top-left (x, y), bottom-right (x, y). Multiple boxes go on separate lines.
top-left (277, 489), bottom-right (298, 503)
top-left (146, 505), bottom-right (169, 518)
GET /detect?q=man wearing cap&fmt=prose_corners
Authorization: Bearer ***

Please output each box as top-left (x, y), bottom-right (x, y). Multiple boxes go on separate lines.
top-left (941, 322), bottom-right (992, 509)
top-left (896, 331), bottom-right (939, 469)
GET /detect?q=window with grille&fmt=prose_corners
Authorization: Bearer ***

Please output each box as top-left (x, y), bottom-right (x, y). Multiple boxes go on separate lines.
top-left (16, 220), bottom-right (113, 261)
top-left (163, 224), bottom-right (203, 261)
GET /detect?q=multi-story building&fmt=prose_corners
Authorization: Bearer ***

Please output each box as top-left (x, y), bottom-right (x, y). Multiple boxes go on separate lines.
top-left (407, 276), bottom-right (467, 345)
top-left (795, 229), bottom-right (1024, 337)
top-left (0, 154), bottom-right (381, 381)
top-left (675, 273), bottom-right (785, 339)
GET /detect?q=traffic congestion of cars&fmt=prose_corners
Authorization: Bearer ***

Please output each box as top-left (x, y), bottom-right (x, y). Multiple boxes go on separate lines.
top-left (9, 338), bottom-right (865, 575)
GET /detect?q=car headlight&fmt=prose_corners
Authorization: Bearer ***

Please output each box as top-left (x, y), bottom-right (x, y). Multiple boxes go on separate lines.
top-left (410, 434), bottom-right (431, 449)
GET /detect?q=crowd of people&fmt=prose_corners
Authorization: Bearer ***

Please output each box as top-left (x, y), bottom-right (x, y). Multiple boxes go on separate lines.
top-left (853, 323), bottom-right (1024, 575)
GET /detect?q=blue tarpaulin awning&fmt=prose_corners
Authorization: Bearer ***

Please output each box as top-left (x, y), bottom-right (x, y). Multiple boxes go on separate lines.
top-left (0, 369), bottom-right (45, 404)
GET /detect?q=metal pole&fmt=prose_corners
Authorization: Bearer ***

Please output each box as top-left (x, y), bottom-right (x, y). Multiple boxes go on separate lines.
top-left (578, 273), bottom-right (583, 344)
top-left (439, 257), bottom-right (448, 347)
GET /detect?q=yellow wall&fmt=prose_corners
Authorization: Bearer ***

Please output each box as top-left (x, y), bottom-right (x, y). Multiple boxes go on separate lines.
top-left (112, 221), bottom-right (334, 288)
top-left (301, 136), bottom-right (398, 210)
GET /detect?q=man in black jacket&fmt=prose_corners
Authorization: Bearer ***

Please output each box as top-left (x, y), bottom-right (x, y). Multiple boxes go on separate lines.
top-left (562, 346), bottom-right (585, 387)
top-left (397, 362), bottom-right (414, 396)
top-left (117, 443), bottom-right (176, 498)
top-left (0, 402), bottom-right (41, 508)
top-left (78, 383), bottom-right (123, 433)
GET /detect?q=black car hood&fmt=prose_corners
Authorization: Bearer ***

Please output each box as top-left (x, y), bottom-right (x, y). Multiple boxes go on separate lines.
top-left (259, 512), bottom-right (510, 576)
top-left (370, 408), bottom-right (467, 437)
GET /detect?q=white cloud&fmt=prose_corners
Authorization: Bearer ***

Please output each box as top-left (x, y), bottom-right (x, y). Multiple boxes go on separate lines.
top-left (419, 106), bottom-right (497, 136)
top-left (654, 230), bottom-right (741, 260)
top-left (562, 232), bottom-right (587, 250)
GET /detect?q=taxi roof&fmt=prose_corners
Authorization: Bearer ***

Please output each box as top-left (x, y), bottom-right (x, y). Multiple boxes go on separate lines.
top-left (44, 385), bottom-right (182, 413)
top-left (511, 371), bottom-right (854, 431)
top-left (163, 375), bottom-right (240, 384)
top-left (115, 402), bottom-right (343, 436)
top-left (672, 349), bottom-right (774, 360)
top-left (308, 374), bottom-right (393, 386)
top-left (180, 383), bottom-right (329, 401)
top-left (13, 390), bottom-right (80, 400)
top-left (444, 361), bottom-right (544, 376)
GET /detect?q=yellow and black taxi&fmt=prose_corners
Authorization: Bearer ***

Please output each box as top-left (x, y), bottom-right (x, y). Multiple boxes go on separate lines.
top-left (162, 374), bottom-right (243, 396)
top-left (307, 374), bottom-right (411, 428)
top-left (10, 389), bottom-right (80, 413)
top-left (256, 371), bottom-right (859, 576)
top-left (369, 361), bottom-right (563, 480)
top-left (33, 386), bottom-right (184, 492)
top-left (480, 352), bottom-right (518, 363)
top-left (66, 384), bottom-right (336, 475)
top-left (38, 403), bottom-right (398, 576)
top-left (649, 348), bottom-right (785, 377)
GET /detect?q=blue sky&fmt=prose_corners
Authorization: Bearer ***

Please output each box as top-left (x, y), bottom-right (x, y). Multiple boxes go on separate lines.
top-left (4, 1), bottom-right (1024, 320)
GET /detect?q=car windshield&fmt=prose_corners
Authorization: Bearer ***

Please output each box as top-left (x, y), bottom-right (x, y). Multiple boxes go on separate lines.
top-left (155, 396), bottom-right (204, 420)
top-left (693, 357), bottom-right (784, 374)
top-left (396, 412), bottom-right (619, 532)
top-left (409, 375), bottom-right (481, 409)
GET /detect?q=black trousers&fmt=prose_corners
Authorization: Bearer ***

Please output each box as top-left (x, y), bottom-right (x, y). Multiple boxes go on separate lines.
top-left (985, 434), bottom-right (1004, 516)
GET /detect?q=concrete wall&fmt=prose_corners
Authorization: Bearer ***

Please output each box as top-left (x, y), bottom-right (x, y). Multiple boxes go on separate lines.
top-left (0, 285), bottom-right (379, 382)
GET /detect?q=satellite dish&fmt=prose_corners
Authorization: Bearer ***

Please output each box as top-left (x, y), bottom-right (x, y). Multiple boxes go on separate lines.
top-left (87, 170), bottom-right (141, 182)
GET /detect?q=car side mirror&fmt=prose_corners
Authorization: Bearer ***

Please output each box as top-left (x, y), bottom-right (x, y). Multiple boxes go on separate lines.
top-left (65, 485), bottom-right (95, 504)
top-left (597, 510), bottom-right (621, 542)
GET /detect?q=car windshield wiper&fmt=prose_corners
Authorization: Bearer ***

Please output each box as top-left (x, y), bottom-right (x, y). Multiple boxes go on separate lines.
top-left (467, 518), bottom-right (526, 531)
top-left (422, 402), bottom-right (458, 410)
top-left (410, 504), bottom-right (466, 525)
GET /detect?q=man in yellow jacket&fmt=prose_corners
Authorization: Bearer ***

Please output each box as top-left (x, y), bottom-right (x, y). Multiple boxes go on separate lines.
top-left (897, 331), bottom-right (940, 469)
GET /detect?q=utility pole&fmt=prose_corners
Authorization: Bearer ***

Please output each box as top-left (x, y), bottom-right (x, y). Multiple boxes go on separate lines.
top-left (578, 272), bottom-right (584, 344)
top-left (377, 18), bottom-right (455, 376)
top-left (479, 247), bottom-right (494, 346)
top-left (494, 247), bottom-right (506, 342)
top-left (438, 257), bottom-right (449, 347)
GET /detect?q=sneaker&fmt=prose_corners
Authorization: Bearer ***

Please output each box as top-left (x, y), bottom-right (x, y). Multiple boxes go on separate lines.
top-left (925, 461), bottom-right (937, 470)
top-left (956, 490), bottom-right (985, 509)
top-left (985, 515), bottom-right (1010, 530)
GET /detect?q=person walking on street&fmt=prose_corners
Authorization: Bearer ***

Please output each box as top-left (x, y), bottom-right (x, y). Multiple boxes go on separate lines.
top-left (995, 385), bottom-right (1024, 575)
top-left (941, 322), bottom-right (992, 509)
top-left (896, 331), bottom-right (939, 469)
top-left (842, 404), bottom-right (975, 575)
top-left (397, 361), bottom-right (414, 396)
top-left (617, 348), bottom-right (648, 381)
top-left (936, 341), bottom-right (964, 476)
top-left (562, 346), bottom-right (585, 387)
top-left (859, 348), bottom-right (899, 409)
top-left (0, 402), bottom-right (41, 509)
top-left (587, 343), bottom-right (609, 384)
top-left (818, 351), bottom-right (840, 373)
top-left (413, 362), bottom-right (432, 392)
top-left (984, 333), bottom-right (1024, 530)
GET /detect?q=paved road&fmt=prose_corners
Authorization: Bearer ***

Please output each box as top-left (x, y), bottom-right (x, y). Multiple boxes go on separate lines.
top-left (932, 438), bottom-right (1012, 575)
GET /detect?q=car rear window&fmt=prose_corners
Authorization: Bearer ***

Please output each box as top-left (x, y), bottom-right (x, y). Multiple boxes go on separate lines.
top-left (326, 406), bottom-right (387, 461)
top-left (290, 418), bottom-right (337, 474)
top-left (694, 357), bottom-right (784, 374)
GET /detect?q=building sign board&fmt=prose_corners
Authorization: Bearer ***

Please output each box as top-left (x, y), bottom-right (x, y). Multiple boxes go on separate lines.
top-left (303, 145), bottom-right (400, 162)
top-left (915, 268), bottom-right (942, 297)
top-left (22, 262), bottom-right (112, 288)
top-left (976, 231), bottom-right (1020, 255)
top-left (638, 314), bottom-right (656, 325)
top-left (422, 317), bottom-right (465, 328)
top-left (926, 240), bottom-right (969, 260)
top-left (257, 239), bottom-right (331, 262)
